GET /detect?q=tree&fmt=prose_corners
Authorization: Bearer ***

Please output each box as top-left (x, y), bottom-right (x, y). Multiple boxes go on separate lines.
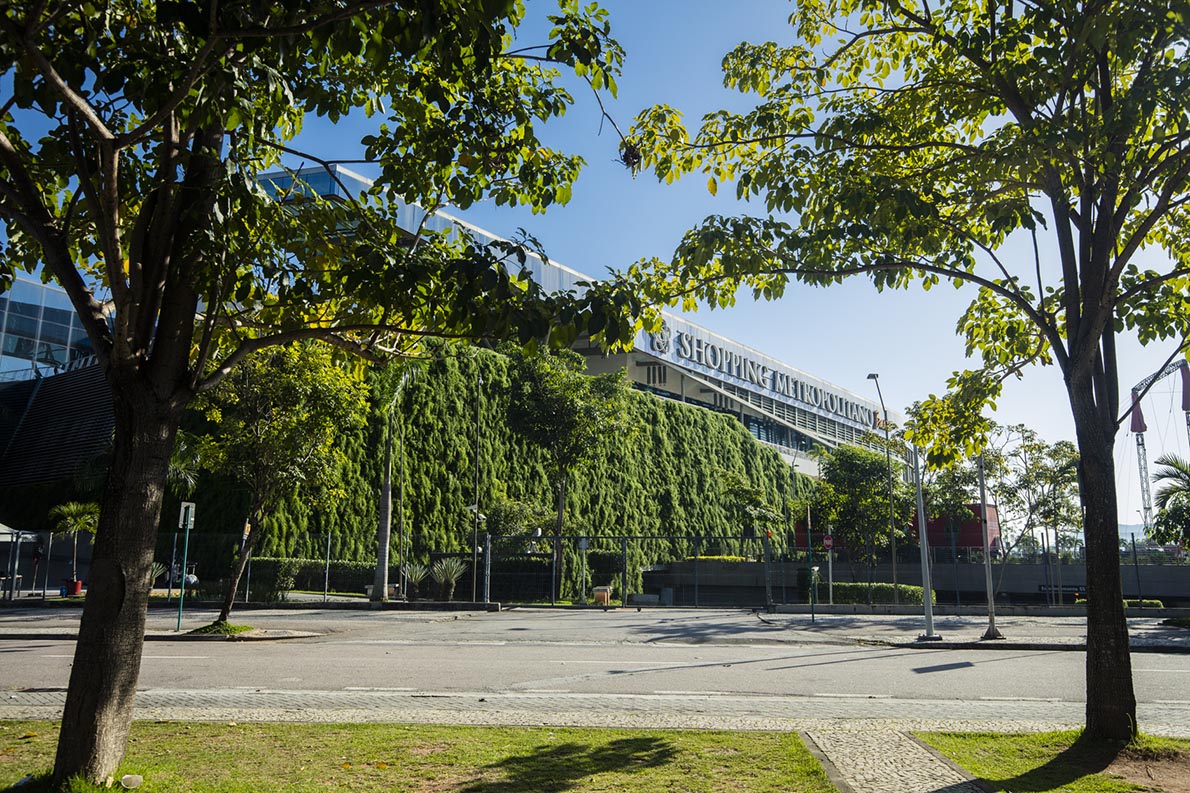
top-left (505, 348), bottom-right (634, 600)
top-left (1151, 454), bottom-right (1190, 546)
top-left (987, 426), bottom-right (1081, 563)
top-left (0, 1), bottom-right (627, 782)
top-left (721, 469), bottom-right (784, 540)
top-left (621, 0), bottom-right (1190, 738)
top-left (47, 501), bottom-right (98, 582)
top-left (370, 362), bottom-right (422, 603)
top-left (811, 445), bottom-right (912, 595)
top-left (191, 343), bottom-right (368, 623)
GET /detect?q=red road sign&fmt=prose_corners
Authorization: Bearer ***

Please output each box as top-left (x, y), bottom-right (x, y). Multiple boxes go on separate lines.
top-left (823, 535), bottom-right (834, 550)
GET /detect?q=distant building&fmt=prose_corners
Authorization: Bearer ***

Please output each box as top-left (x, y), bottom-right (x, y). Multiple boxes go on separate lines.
top-left (0, 272), bottom-right (97, 381)
top-left (266, 165), bottom-right (898, 477)
top-left (0, 165), bottom-right (897, 487)
top-left (925, 504), bottom-right (1002, 554)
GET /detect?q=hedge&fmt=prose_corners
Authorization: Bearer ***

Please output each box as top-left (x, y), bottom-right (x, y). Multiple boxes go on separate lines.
top-left (826, 582), bottom-right (932, 605)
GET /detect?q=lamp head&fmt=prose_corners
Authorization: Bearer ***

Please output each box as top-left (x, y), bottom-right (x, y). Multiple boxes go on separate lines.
top-left (867, 372), bottom-right (879, 380)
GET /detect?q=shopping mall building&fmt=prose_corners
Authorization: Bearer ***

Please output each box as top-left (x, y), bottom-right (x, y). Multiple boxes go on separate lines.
top-left (0, 165), bottom-right (894, 482)
top-left (265, 166), bottom-right (895, 477)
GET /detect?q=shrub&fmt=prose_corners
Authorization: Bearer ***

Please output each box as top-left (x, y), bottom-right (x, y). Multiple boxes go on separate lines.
top-left (829, 582), bottom-right (931, 605)
top-left (431, 557), bottom-right (468, 601)
top-left (1075, 597), bottom-right (1164, 608)
top-left (683, 555), bottom-right (749, 563)
top-left (404, 562), bottom-right (429, 599)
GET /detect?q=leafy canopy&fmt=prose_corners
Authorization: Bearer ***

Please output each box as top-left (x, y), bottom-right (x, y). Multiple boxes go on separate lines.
top-left (191, 342), bottom-right (369, 519)
top-left (1151, 454), bottom-right (1190, 546)
top-left (0, 0), bottom-right (632, 395)
top-left (505, 347), bottom-right (636, 479)
top-left (617, 0), bottom-right (1190, 462)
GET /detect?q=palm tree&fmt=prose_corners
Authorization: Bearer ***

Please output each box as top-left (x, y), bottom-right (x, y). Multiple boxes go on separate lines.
top-left (1153, 454), bottom-right (1190, 512)
top-left (48, 502), bottom-right (99, 581)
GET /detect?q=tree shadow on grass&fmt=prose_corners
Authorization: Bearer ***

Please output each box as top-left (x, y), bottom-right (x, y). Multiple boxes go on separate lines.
top-left (460, 736), bottom-right (677, 792)
top-left (979, 733), bottom-right (1126, 792)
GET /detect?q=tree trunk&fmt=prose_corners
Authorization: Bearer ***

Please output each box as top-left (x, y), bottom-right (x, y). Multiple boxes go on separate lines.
top-left (53, 392), bottom-right (181, 786)
top-left (1070, 382), bottom-right (1136, 739)
top-left (553, 469), bottom-right (567, 603)
top-left (219, 505), bottom-right (263, 623)
top-left (372, 411), bottom-right (394, 602)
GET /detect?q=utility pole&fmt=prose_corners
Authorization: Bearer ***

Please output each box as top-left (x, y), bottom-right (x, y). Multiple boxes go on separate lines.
top-left (978, 453), bottom-right (1003, 640)
top-left (472, 371), bottom-right (483, 603)
top-left (867, 373), bottom-right (898, 604)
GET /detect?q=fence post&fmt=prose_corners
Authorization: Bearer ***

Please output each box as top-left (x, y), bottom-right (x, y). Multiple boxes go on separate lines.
top-left (621, 537), bottom-right (628, 607)
top-left (1131, 533), bottom-right (1143, 606)
top-left (484, 533), bottom-right (491, 604)
top-left (693, 538), bottom-right (700, 608)
top-left (323, 532), bottom-right (332, 604)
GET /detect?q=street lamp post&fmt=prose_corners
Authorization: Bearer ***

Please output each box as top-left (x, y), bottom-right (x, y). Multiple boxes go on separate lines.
top-left (867, 373), bottom-right (898, 605)
top-left (472, 371), bottom-right (483, 603)
top-left (913, 447), bottom-right (941, 641)
top-left (977, 452), bottom-right (1004, 640)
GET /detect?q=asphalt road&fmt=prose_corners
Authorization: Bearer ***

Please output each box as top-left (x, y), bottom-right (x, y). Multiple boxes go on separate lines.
top-left (2, 607), bottom-right (1188, 709)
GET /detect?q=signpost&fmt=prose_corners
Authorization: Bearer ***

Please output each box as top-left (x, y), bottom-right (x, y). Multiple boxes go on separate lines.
top-left (823, 533), bottom-right (834, 605)
top-left (175, 502), bottom-right (195, 632)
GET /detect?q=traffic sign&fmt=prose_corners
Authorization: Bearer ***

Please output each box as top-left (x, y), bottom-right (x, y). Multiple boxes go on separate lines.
top-left (823, 534), bottom-right (834, 550)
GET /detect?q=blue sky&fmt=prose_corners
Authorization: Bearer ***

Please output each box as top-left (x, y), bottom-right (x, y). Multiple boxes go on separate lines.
top-left (293, 1), bottom-right (1188, 524)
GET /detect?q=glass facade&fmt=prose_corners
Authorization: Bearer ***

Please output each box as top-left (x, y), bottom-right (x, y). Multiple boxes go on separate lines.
top-left (0, 275), bottom-right (95, 381)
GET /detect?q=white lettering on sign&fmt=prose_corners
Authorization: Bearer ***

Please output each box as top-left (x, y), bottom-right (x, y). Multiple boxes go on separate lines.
top-left (666, 329), bottom-right (877, 428)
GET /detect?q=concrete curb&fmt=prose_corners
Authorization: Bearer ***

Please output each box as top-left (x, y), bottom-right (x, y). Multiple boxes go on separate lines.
top-left (883, 638), bottom-right (1190, 654)
top-left (0, 630), bottom-right (323, 642)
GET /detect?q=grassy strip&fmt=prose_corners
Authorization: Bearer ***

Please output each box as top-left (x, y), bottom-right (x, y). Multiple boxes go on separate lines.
top-left (1163, 616), bottom-right (1190, 629)
top-left (0, 721), bottom-right (837, 792)
top-left (918, 730), bottom-right (1189, 792)
top-left (187, 621), bottom-right (252, 636)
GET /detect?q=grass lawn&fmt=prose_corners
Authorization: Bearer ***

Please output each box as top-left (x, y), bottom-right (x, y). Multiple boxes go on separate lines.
top-left (0, 721), bottom-right (837, 792)
top-left (919, 730), bottom-right (1190, 792)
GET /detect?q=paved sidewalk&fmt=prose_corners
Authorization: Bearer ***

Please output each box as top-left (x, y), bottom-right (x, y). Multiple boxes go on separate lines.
top-left (806, 727), bottom-right (987, 793)
top-left (1, 605), bottom-right (1188, 652)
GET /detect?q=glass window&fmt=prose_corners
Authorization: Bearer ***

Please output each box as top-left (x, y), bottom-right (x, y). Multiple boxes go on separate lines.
top-left (40, 288), bottom-right (72, 312)
top-left (38, 342), bottom-right (68, 368)
top-left (5, 312), bottom-right (38, 338)
top-left (3, 333), bottom-right (38, 360)
top-left (0, 354), bottom-right (33, 373)
top-left (42, 306), bottom-right (72, 325)
top-left (8, 279), bottom-right (41, 305)
top-left (40, 321), bottom-right (70, 346)
top-left (9, 300), bottom-right (40, 318)
top-left (69, 336), bottom-right (94, 359)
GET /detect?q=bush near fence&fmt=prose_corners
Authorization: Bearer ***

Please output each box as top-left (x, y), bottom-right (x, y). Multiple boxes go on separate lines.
top-left (1074, 597), bottom-right (1164, 608)
top-left (249, 558), bottom-right (398, 601)
top-left (827, 582), bottom-right (932, 605)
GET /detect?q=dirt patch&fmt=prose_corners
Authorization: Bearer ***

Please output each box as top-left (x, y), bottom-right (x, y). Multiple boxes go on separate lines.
top-left (1106, 750), bottom-right (1190, 792)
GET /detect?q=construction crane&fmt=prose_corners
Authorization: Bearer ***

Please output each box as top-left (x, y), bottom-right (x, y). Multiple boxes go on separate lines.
top-left (1129, 360), bottom-right (1190, 533)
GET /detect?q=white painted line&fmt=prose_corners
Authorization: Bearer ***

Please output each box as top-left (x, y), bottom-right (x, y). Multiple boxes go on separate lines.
top-left (812, 693), bottom-right (892, 699)
top-left (520, 689), bottom-right (570, 693)
top-left (1154, 699), bottom-right (1190, 704)
top-left (47, 654), bottom-right (210, 660)
top-left (1134, 669), bottom-right (1190, 673)
top-left (979, 696), bottom-right (1061, 702)
top-left (550, 660), bottom-right (687, 666)
top-left (344, 687), bottom-right (415, 691)
top-left (653, 690), bottom-right (714, 696)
